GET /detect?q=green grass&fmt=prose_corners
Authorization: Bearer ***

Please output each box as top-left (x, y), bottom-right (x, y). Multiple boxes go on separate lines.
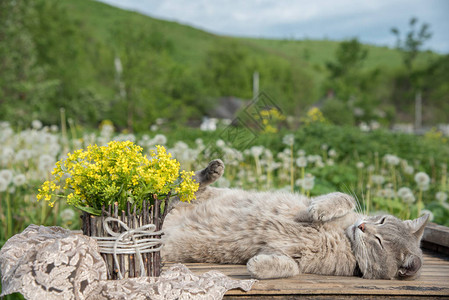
top-left (238, 37), bottom-right (438, 84)
top-left (61, 0), bottom-right (220, 66)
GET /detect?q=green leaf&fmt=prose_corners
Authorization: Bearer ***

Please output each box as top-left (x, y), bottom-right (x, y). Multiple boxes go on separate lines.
top-left (76, 205), bottom-right (102, 216)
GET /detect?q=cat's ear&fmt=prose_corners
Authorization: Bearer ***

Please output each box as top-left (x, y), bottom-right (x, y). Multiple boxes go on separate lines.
top-left (398, 254), bottom-right (422, 278)
top-left (403, 213), bottom-right (429, 240)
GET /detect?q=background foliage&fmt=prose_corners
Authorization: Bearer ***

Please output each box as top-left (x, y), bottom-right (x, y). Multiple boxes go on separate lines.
top-left (1, 0), bottom-right (448, 131)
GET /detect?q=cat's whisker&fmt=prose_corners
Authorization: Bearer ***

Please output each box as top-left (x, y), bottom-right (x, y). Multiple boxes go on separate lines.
top-left (359, 185), bottom-right (367, 216)
top-left (341, 184), bottom-right (358, 213)
top-left (344, 184), bottom-right (364, 215)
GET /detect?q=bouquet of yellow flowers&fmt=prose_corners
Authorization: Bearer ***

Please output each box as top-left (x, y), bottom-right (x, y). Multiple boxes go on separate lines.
top-left (37, 141), bottom-right (199, 216)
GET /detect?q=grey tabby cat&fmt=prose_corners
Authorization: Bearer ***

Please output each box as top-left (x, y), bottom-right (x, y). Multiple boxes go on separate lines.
top-left (162, 159), bottom-right (429, 280)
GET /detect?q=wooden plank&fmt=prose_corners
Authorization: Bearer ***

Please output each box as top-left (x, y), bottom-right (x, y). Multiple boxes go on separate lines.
top-left (423, 223), bottom-right (449, 249)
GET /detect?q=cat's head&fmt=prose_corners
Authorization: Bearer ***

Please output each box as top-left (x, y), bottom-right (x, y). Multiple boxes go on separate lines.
top-left (346, 213), bottom-right (429, 280)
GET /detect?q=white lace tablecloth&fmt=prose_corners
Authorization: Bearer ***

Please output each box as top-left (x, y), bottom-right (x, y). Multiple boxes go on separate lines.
top-left (0, 225), bottom-right (256, 299)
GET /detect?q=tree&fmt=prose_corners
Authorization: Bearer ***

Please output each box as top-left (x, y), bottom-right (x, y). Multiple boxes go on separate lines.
top-left (202, 41), bottom-right (253, 99)
top-left (324, 38), bottom-right (369, 102)
top-left (391, 18), bottom-right (432, 73)
top-left (0, 0), bottom-right (57, 124)
top-left (391, 17), bottom-right (432, 127)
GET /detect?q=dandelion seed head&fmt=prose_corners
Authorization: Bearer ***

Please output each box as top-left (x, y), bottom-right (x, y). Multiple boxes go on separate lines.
top-left (0, 177), bottom-right (8, 192)
top-left (328, 149), bottom-right (337, 157)
top-left (282, 134), bottom-right (294, 146)
top-left (371, 175), bottom-right (385, 185)
top-left (195, 138), bottom-right (204, 146)
top-left (296, 156), bottom-right (307, 168)
top-left (384, 154), bottom-right (400, 166)
top-left (414, 172), bottom-right (430, 189)
top-left (38, 154), bottom-right (56, 174)
top-left (297, 173), bottom-right (315, 191)
top-left (283, 148), bottom-right (292, 156)
top-left (315, 160), bottom-right (325, 168)
top-left (404, 165), bottom-right (414, 175)
top-left (402, 192), bottom-right (416, 204)
top-left (263, 149), bottom-right (273, 159)
top-left (32, 120), bottom-right (43, 130)
top-left (397, 187), bottom-right (413, 198)
top-left (13, 174), bottom-right (26, 187)
top-left (152, 134), bottom-right (167, 145)
top-left (216, 139), bottom-right (225, 148)
top-left (250, 146), bottom-right (264, 158)
top-left (0, 169), bottom-right (13, 185)
top-left (2, 147), bottom-right (14, 161)
top-left (436, 191), bottom-right (448, 203)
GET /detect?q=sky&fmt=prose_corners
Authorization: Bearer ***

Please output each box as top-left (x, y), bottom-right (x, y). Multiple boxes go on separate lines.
top-left (98, 0), bottom-right (449, 53)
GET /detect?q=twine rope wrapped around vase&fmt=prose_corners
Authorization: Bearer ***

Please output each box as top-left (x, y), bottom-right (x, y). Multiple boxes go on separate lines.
top-left (92, 217), bottom-right (164, 279)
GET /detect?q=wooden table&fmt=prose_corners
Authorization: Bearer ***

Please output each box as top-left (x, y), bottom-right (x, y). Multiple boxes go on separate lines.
top-left (177, 223), bottom-right (449, 299)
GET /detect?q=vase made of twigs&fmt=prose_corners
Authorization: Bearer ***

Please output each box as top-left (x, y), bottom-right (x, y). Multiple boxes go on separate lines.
top-left (82, 196), bottom-right (170, 280)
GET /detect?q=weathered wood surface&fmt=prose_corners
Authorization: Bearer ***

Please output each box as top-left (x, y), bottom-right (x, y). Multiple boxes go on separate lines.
top-left (423, 223), bottom-right (449, 255)
top-left (166, 250), bottom-right (449, 299)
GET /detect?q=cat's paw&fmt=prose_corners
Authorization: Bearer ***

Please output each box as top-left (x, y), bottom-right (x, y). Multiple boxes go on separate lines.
top-left (308, 192), bottom-right (355, 222)
top-left (247, 254), bottom-right (299, 279)
top-left (205, 159), bottom-right (224, 181)
top-left (198, 159), bottom-right (225, 185)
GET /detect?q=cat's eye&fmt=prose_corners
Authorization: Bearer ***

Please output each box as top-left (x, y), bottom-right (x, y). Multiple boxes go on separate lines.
top-left (375, 236), bottom-right (383, 248)
top-left (379, 217), bottom-right (386, 225)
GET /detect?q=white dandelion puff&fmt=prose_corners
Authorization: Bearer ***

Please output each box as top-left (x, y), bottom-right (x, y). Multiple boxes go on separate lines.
top-left (13, 174), bottom-right (26, 187)
top-left (0, 169), bottom-right (13, 185)
top-left (384, 154), bottom-right (400, 166)
top-left (296, 156), bottom-right (307, 168)
top-left (152, 134), bottom-right (167, 145)
top-left (31, 120), bottom-right (43, 130)
top-left (216, 139), bottom-right (226, 148)
top-left (0, 177), bottom-right (7, 192)
top-left (328, 149), bottom-right (337, 157)
top-left (250, 146), bottom-right (264, 158)
top-left (436, 191), bottom-right (448, 203)
top-left (414, 172), bottom-right (430, 190)
top-left (371, 175), bottom-right (385, 185)
top-left (282, 134), bottom-right (294, 146)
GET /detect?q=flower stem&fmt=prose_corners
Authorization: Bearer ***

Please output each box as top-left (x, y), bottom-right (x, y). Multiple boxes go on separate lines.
top-left (290, 144), bottom-right (294, 192)
top-left (366, 188), bottom-right (371, 215)
top-left (41, 200), bottom-right (47, 224)
top-left (301, 167), bottom-right (305, 195)
top-left (6, 193), bottom-right (12, 239)
top-left (417, 189), bottom-right (423, 217)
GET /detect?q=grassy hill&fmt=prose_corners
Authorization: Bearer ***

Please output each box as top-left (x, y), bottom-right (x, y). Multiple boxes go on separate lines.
top-left (64, 0), bottom-right (436, 87)
top-left (1, 0), bottom-right (445, 130)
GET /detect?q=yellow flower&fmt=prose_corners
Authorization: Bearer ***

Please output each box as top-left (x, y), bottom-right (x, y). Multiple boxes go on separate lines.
top-left (37, 141), bottom-right (198, 215)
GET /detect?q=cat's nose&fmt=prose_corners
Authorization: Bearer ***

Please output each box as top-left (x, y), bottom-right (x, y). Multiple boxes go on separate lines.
top-left (358, 223), bottom-right (366, 232)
